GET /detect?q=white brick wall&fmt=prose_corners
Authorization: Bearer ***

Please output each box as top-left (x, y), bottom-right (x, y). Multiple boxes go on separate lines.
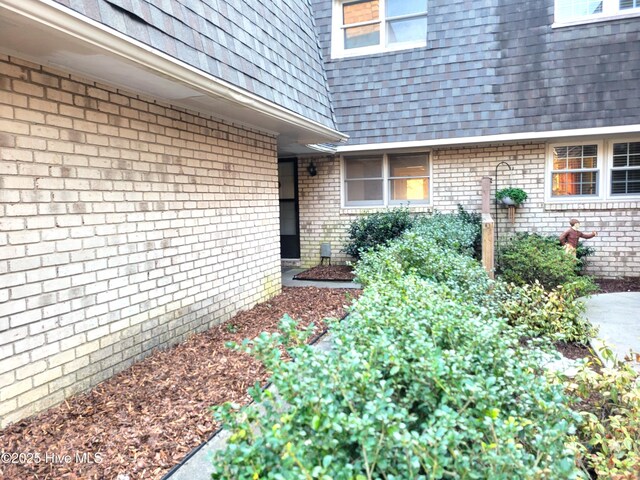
top-left (0, 56), bottom-right (282, 427)
top-left (298, 143), bottom-right (639, 277)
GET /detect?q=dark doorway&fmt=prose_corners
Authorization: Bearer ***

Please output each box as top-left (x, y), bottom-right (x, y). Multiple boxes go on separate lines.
top-left (278, 159), bottom-right (300, 259)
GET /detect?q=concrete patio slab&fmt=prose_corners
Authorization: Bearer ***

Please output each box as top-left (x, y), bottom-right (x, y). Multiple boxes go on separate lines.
top-left (584, 292), bottom-right (640, 370)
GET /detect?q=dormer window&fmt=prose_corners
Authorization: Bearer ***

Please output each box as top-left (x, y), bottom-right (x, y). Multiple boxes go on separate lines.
top-left (332, 0), bottom-right (427, 58)
top-left (554, 0), bottom-right (640, 25)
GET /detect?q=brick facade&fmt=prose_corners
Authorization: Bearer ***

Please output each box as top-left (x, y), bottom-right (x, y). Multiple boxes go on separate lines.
top-left (0, 56), bottom-right (282, 427)
top-left (298, 144), bottom-right (640, 277)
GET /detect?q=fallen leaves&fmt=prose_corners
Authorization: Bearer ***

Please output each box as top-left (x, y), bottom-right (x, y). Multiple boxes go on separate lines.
top-left (0, 287), bottom-right (359, 480)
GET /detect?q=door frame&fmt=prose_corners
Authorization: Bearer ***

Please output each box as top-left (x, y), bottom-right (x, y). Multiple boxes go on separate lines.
top-left (278, 158), bottom-right (301, 259)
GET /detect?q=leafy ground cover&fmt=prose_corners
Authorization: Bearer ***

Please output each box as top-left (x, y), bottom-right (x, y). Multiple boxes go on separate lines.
top-left (0, 287), bottom-right (358, 480)
top-left (293, 265), bottom-right (355, 282)
top-left (211, 209), bottom-right (639, 479)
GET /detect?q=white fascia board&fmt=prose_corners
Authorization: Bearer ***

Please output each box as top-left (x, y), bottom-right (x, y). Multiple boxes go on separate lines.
top-left (0, 0), bottom-right (348, 144)
top-left (336, 124), bottom-right (640, 153)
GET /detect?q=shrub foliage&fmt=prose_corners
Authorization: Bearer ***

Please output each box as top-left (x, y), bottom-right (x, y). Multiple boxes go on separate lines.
top-left (497, 233), bottom-right (596, 291)
top-left (343, 208), bottom-right (415, 260)
top-left (211, 279), bottom-right (581, 479)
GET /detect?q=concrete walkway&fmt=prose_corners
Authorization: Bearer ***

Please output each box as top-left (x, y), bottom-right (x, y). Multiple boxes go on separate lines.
top-left (281, 268), bottom-right (361, 289)
top-left (584, 292), bottom-right (640, 370)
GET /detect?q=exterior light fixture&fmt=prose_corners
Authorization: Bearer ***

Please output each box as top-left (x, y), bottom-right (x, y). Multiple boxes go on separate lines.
top-left (307, 162), bottom-right (317, 176)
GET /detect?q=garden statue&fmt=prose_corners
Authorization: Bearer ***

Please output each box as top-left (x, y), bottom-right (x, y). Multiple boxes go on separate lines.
top-left (559, 218), bottom-right (597, 256)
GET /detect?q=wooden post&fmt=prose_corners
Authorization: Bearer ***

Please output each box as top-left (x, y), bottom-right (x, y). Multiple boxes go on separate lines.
top-left (480, 176), bottom-right (494, 278)
top-left (481, 176), bottom-right (492, 214)
top-left (482, 213), bottom-right (495, 279)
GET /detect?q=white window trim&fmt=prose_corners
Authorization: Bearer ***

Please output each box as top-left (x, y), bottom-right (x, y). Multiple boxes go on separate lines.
top-left (545, 137), bottom-right (640, 202)
top-left (553, 0), bottom-right (640, 28)
top-left (341, 151), bottom-right (432, 209)
top-left (331, 0), bottom-right (428, 59)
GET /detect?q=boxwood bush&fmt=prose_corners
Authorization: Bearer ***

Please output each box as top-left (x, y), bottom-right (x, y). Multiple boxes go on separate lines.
top-left (411, 206), bottom-right (481, 258)
top-left (210, 278), bottom-right (581, 479)
top-left (343, 208), bottom-right (415, 260)
top-left (354, 231), bottom-right (490, 303)
top-left (497, 233), bottom-right (597, 293)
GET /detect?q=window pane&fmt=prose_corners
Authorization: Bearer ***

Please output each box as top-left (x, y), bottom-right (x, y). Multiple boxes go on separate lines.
top-left (344, 24), bottom-right (380, 49)
top-left (552, 172), bottom-right (598, 196)
top-left (389, 154), bottom-right (428, 177)
top-left (390, 178), bottom-right (429, 202)
top-left (279, 202), bottom-right (297, 235)
top-left (620, 0), bottom-right (640, 9)
top-left (386, 0), bottom-right (427, 17)
top-left (345, 179), bottom-right (383, 204)
top-left (556, 0), bottom-right (603, 21)
top-left (278, 162), bottom-right (295, 200)
top-left (553, 144), bottom-right (598, 170)
top-left (345, 156), bottom-right (382, 179)
top-left (611, 170), bottom-right (640, 195)
top-left (613, 142), bottom-right (640, 168)
top-left (387, 16), bottom-right (427, 45)
top-left (343, 0), bottom-right (379, 25)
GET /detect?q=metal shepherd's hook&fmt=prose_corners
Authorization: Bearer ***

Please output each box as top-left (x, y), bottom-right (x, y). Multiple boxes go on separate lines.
top-left (494, 161), bottom-right (512, 264)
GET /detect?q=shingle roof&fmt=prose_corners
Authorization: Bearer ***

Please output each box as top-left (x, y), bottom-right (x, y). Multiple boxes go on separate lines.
top-left (53, 0), bottom-right (337, 130)
top-left (311, 0), bottom-right (640, 146)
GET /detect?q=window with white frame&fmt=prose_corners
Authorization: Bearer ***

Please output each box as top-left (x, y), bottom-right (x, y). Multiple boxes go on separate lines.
top-left (555, 0), bottom-right (640, 24)
top-left (548, 139), bottom-right (640, 200)
top-left (343, 152), bottom-right (430, 206)
top-left (550, 144), bottom-right (600, 197)
top-left (333, 0), bottom-right (427, 57)
top-left (611, 141), bottom-right (640, 195)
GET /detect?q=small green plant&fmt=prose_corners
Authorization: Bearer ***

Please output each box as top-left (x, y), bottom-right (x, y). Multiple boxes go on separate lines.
top-left (496, 280), bottom-right (598, 344)
top-left (566, 356), bottom-right (640, 479)
top-left (225, 323), bottom-right (238, 334)
top-left (498, 233), bottom-right (597, 291)
top-left (496, 187), bottom-right (528, 206)
top-left (343, 207), bottom-right (415, 260)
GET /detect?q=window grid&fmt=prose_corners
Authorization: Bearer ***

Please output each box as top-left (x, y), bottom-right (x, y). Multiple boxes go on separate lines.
top-left (343, 153), bottom-right (430, 207)
top-left (611, 141), bottom-right (640, 195)
top-left (335, 0), bottom-right (427, 56)
top-left (551, 144), bottom-right (600, 197)
top-left (555, 0), bottom-right (640, 22)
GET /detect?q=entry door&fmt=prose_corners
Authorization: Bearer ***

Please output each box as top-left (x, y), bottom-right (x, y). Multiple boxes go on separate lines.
top-left (278, 159), bottom-right (300, 258)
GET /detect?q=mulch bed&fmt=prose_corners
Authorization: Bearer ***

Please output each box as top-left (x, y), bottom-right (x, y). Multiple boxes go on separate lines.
top-left (596, 277), bottom-right (640, 293)
top-left (554, 341), bottom-right (594, 360)
top-left (293, 265), bottom-right (355, 282)
top-left (0, 287), bottom-right (360, 480)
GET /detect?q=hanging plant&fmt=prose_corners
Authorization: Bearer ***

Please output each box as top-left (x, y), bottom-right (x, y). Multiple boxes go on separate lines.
top-left (496, 187), bottom-right (528, 206)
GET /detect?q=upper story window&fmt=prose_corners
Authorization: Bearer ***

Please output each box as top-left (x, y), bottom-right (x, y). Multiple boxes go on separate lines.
top-left (343, 152), bottom-right (430, 207)
top-left (332, 0), bottom-right (427, 58)
top-left (555, 0), bottom-right (640, 25)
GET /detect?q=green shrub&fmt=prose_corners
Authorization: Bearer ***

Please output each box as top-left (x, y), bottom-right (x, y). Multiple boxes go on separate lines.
top-left (495, 280), bottom-right (598, 344)
top-left (354, 231), bottom-right (490, 302)
top-left (211, 278), bottom-right (581, 479)
top-left (497, 233), bottom-right (596, 290)
top-left (411, 205), bottom-right (481, 258)
top-left (567, 354), bottom-right (640, 479)
top-left (343, 208), bottom-right (415, 260)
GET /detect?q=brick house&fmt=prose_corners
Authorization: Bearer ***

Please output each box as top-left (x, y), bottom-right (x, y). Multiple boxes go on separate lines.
top-left (0, 0), bottom-right (346, 426)
top-left (1, 0), bottom-right (639, 428)
top-left (290, 0), bottom-right (640, 276)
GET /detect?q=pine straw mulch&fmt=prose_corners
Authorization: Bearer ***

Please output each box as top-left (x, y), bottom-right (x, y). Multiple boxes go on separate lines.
top-left (0, 287), bottom-right (360, 480)
top-left (293, 265), bottom-right (355, 282)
